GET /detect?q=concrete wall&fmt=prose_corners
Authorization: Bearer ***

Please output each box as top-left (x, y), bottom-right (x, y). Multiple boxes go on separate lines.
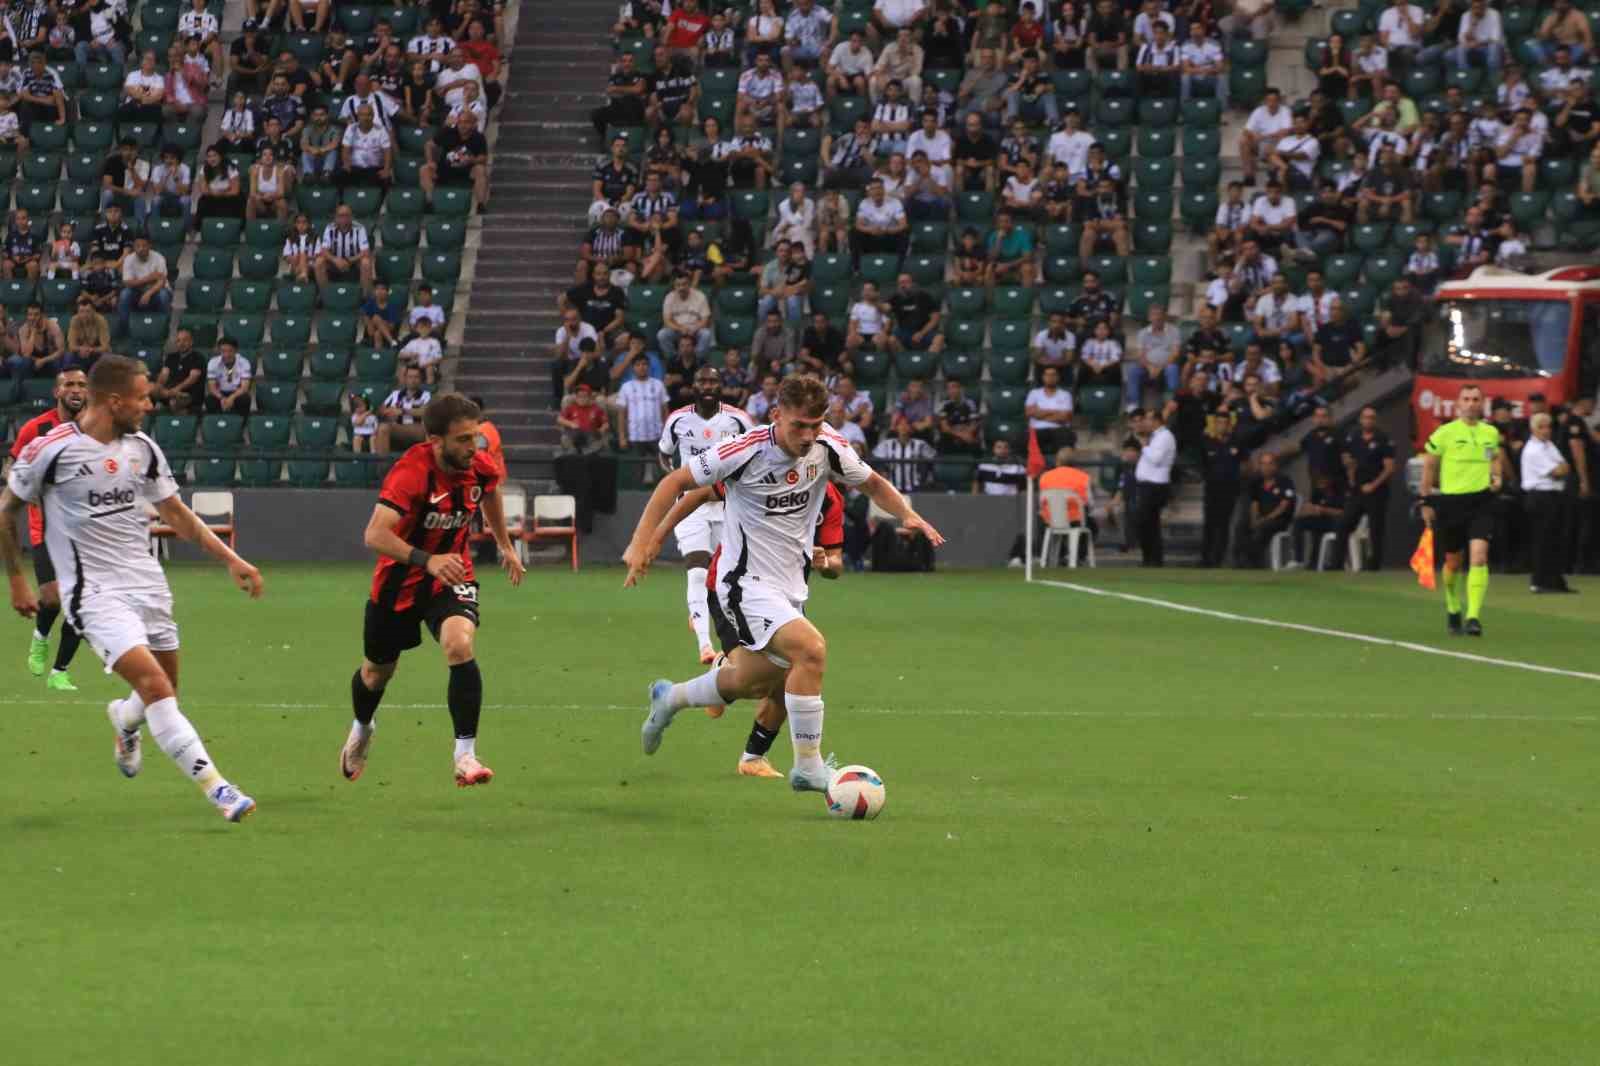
top-left (153, 488), bottom-right (1032, 567)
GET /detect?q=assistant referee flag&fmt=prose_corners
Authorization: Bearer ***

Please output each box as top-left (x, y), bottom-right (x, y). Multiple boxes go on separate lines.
top-left (1410, 528), bottom-right (1435, 589)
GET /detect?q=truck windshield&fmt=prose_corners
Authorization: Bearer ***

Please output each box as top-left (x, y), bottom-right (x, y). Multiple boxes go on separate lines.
top-left (1421, 299), bottom-right (1573, 378)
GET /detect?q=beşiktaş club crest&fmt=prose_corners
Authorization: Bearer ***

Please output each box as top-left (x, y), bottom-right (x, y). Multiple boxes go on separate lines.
top-left (805, 462), bottom-right (819, 480)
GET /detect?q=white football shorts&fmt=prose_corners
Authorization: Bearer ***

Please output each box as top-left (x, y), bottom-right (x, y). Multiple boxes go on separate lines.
top-left (71, 587), bottom-right (180, 671)
top-left (715, 578), bottom-right (804, 658)
top-left (674, 509), bottom-right (722, 558)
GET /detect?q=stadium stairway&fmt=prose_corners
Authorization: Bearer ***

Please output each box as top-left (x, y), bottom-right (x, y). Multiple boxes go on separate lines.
top-left (456, 0), bottom-right (616, 479)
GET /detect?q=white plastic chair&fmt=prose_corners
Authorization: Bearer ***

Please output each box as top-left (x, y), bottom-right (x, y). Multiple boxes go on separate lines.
top-left (1037, 487), bottom-right (1095, 569)
top-left (529, 493), bottom-right (579, 570)
top-left (1345, 515), bottom-right (1371, 573)
top-left (1315, 531), bottom-right (1341, 571)
top-left (499, 485), bottom-right (528, 564)
top-left (190, 490), bottom-right (237, 549)
top-left (1268, 530), bottom-right (1293, 571)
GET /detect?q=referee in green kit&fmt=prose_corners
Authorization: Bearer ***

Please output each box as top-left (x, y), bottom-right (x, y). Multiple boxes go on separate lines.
top-left (1419, 383), bottom-right (1508, 637)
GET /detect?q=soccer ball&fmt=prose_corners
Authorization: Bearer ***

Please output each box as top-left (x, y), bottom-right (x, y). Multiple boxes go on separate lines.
top-left (825, 765), bottom-right (886, 820)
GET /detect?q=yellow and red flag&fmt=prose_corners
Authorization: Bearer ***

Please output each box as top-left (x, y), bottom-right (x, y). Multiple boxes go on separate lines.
top-left (1410, 528), bottom-right (1436, 589)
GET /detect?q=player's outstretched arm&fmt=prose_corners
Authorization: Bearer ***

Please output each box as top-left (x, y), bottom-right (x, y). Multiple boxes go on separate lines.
top-left (0, 488), bottom-right (38, 618)
top-left (363, 504), bottom-right (468, 585)
top-left (622, 466), bottom-right (699, 587)
top-left (860, 471), bottom-right (946, 547)
top-left (155, 494), bottom-right (264, 598)
top-left (479, 486), bottom-right (525, 587)
top-left (653, 484), bottom-right (718, 547)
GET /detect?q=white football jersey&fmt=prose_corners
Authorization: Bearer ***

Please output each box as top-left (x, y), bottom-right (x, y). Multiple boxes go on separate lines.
top-left (659, 403), bottom-right (754, 521)
top-left (6, 423), bottom-right (179, 604)
top-left (691, 425), bottom-right (871, 602)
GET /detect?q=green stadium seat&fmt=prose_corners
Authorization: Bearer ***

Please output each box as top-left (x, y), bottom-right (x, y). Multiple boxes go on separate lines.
top-left (984, 415), bottom-right (1023, 446)
top-left (943, 319), bottom-right (983, 351)
top-left (287, 459), bottom-right (329, 486)
top-left (60, 182), bottom-right (98, 214)
top-left (186, 279), bottom-right (227, 313)
top-left (272, 282), bottom-right (315, 314)
top-left (942, 350), bottom-right (981, 384)
top-left (1077, 386), bottom-right (1122, 431)
top-left (1084, 255), bottom-right (1126, 282)
top-left (353, 347), bottom-right (398, 382)
top-left (236, 458), bottom-right (282, 487)
top-left (1127, 286), bottom-right (1171, 318)
top-left (1098, 69), bottom-right (1136, 97)
top-left (1096, 97), bottom-right (1135, 127)
top-left (1182, 127), bottom-right (1222, 160)
top-left (420, 252), bottom-right (461, 285)
top-left (957, 192), bottom-right (994, 223)
top-left (1133, 222), bottom-right (1173, 254)
top-left (228, 281), bottom-right (273, 314)
top-left (255, 381), bottom-right (299, 415)
top-left (812, 254), bottom-right (851, 283)
top-left (243, 220), bottom-right (284, 250)
top-left (218, 314), bottom-right (265, 347)
top-left (343, 185), bottom-right (385, 219)
top-left (300, 381), bottom-right (345, 417)
top-left (272, 315), bottom-right (314, 349)
top-left (376, 251), bottom-right (416, 285)
top-left (1363, 254), bottom-right (1403, 288)
top-left (425, 218), bottom-right (467, 251)
top-left (308, 348), bottom-right (351, 381)
top-left (0, 280), bottom-right (35, 313)
top-left (716, 286), bottom-right (757, 314)
top-left (188, 458), bottom-right (233, 487)
top-left (248, 414), bottom-right (294, 451)
top-left (13, 183), bottom-right (56, 213)
top-left (1181, 99), bottom-right (1222, 127)
top-left (989, 351), bottom-right (1034, 386)
top-left (1039, 285), bottom-right (1077, 314)
top-left (716, 316), bottom-right (755, 348)
top-left (1138, 100), bottom-right (1178, 127)
top-left (320, 283), bottom-right (364, 312)
top-left (332, 459), bottom-right (374, 487)
top-left (201, 415), bottom-right (247, 453)
top-left (853, 351), bottom-right (890, 384)
top-left (259, 348), bottom-right (304, 380)
top-left (128, 313), bottom-right (171, 345)
top-left (1043, 255), bottom-right (1082, 284)
top-left (990, 320), bottom-right (1031, 353)
top-left (152, 415), bottom-right (198, 451)
top-left (201, 218), bottom-right (243, 248)
top-left (38, 278), bottom-right (80, 311)
top-left (233, 249), bottom-right (275, 281)
top-left (858, 255), bottom-right (899, 287)
top-left (1130, 257), bottom-right (1171, 285)
top-left (910, 221), bottom-right (948, 252)
top-left (991, 286), bottom-right (1034, 318)
top-left (895, 350), bottom-right (938, 379)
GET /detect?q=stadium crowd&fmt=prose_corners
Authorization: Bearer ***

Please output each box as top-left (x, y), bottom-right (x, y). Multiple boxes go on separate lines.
top-left (0, 0), bottom-right (504, 485)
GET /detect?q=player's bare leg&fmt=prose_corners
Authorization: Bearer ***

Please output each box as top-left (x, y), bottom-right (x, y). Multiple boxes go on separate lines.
top-left (642, 648), bottom-right (787, 755)
top-left (684, 548), bottom-right (715, 664)
top-left (765, 616), bottom-right (836, 793)
top-left (440, 616), bottom-right (493, 786)
top-left (738, 686), bottom-right (787, 778)
top-left (110, 645), bottom-right (254, 821)
top-left (343, 658), bottom-right (396, 781)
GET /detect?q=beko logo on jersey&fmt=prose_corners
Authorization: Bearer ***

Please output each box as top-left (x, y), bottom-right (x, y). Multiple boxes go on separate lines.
top-left (764, 489), bottom-right (811, 510)
top-left (88, 487), bottom-right (136, 508)
top-left (423, 511), bottom-right (473, 530)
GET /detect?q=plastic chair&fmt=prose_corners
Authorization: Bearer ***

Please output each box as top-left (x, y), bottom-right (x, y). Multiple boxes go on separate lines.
top-left (1037, 488), bottom-right (1095, 569)
top-left (1268, 530), bottom-right (1294, 571)
top-left (190, 491), bottom-right (237, 548)
top-left (473, 485), bottom-right (527, 564)
top-left (527, 494), bottom-right (579, 570)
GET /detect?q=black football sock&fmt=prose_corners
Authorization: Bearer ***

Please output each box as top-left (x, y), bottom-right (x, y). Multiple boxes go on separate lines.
top-left (51, 621), bottom-right (81, 672)
top-left (351, 670), bottom-right (385, 727)
top-left (33, 603), bottom-right (58, 639)
top-left (447, 660), bottom-right (483, 740)
top-left (744, 719), bottom-right (780, 758)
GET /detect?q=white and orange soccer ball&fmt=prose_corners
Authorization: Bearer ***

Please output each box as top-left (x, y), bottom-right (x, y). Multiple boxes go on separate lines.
top-left (825, 765), bottom-right (886, 820)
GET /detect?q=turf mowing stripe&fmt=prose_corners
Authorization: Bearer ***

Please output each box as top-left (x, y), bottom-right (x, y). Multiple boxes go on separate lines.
top-left (1033, 578), bottom-right (1600, 684)
top-left (14, 698), bottom-right (1596, 723)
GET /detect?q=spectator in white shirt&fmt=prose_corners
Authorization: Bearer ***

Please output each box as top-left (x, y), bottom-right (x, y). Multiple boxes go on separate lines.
top-left (872, 0), bottom-right (928, 39)
top-left (616, 354), bottom-right (671, 480)
top-left (1453, 0), bottom-right (1506, 76)
top-left (852, 179), bottom-right (908, 261)
top-left (1077, 319), bottom-right (1124, 389)
top-left (770, 181), bottom-right (818, 257)
top-left (399, 316), bottom-right (443, 385)
top-left (826, 30), bottom-right (876, 98)
top-left (1239, 88), bottom-right (1291, 187)
top-left (1522, 412), bottom-right (1576, 592)
top-left (783, 0), bottom-right (835, 67)
top-left (1031, 313), bottom-right (1077, 376)
top-left (1494, 108), bottom-right (1543, 192)
top-left (1046, 110), bottom-right (1095, 177)
top-left (376, 367), bottom-right (431, 453)
top-left (1266, 112), bottom-right (1320, 192)
top-left (340, 104), bottom-right (393, 187)
top-left (1025, 365), bottom-right (1076, 454)
top-left (905, 109), bottom-right (952, 163)
top-left (1377, 0), bottom-right (1426, 66)
top-left (1179, 21), bottom-right (1228, 109)
top-left (846, 279), bottom-right (890, 353)
top-left (1249, 180), bottom-right (1298, 256)
top-left (554, 306), bottom-right (600, 362)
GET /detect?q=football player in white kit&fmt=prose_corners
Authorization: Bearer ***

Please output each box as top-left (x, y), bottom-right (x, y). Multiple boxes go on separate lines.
top-left (0, 356), bottom-right (266, 822)
top-left (657, 365), bottom-right (753, 669)
top-left (623, 375), bottom-right (944, 793)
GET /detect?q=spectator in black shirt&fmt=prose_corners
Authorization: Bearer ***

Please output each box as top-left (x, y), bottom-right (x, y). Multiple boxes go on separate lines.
top-left (228, 23), bottom-right (272, 96)
top-left (1373, 277), bottom-right (1425, 369)
top-left (564, 263), bottom-right (629, 343)
top-left (2, 208), bottom-right (42, 279)
top-left (1298, 182), bottom-right (1351, 257)
top-left (648, 53), bottom-right (698, 129)
top-left (1553, 82), bottom-right (1599, 158)
top-left (422, 109), bottom-right (490, 214)
top-left (100, 138), bottom-right (149, 217)
top-left (1301, 404), bottom-right (1344, 488)
top-left (1084, 0), bottom-right (1127, 71)
top-left (1181, 305), bottom-right (1231, 387)
top-left (953, 112), bottom-right (999, 192)
top-left (1292, 474), bottom-right (1346, 567)
top-left (78, 251), bottom-right (121, 313)
top-left (663, 336), bottom-right (702, 408)
top-left (556, 336), bottom-right (613, 408)
top-left (1067, 269), bottom-right (1121, 336)
top-left (887, 272), bottom-right (945, 353)
top-left (1331, 405), bottom-right (1396, 569)
top-left (91, 204), bottom-right (135, 266)
top-left (590, 52), bottom-right (648, 148)
top-left (1238, 451), bottom-right (1297, 568)
top-left (798, 310), bottom-right (848, 376)
top-left (152, 327), bottom-right (206, 412)
top-left (938, 379), bottom-right (981, 454)
top-left (1163, 369), bottom-right (1214, 456)
top-left (1311, 301), bottom-right (1365, 384)
top-left (1200, 414), bottom-right (1243, 567)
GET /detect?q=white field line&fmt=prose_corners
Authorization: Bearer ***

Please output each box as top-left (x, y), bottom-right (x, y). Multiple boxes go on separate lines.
top-left (1032, 578), bottom-right (1600, 685)
top-left (5, 699), bottom-right (1595, 724)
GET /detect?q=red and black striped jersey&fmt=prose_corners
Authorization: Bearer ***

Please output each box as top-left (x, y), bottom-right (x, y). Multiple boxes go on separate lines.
top-left (369, 442), bottom-right (501, 611)
top-left (9, 409), bottom-right (67, 547)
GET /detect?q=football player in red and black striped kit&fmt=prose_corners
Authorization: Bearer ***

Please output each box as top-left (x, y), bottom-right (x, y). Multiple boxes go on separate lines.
top-left (343, 393), bottom-right (526, 788)
top-left (7, 369), bottom-right (88, 690)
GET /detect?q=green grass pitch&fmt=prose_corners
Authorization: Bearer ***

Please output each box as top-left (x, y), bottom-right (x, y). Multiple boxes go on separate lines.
top-left (2, 563), bottom-right (1597, 1065)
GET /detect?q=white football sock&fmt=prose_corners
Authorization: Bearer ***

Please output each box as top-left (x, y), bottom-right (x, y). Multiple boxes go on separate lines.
top-left (686, 567), bottom-right (712, 647)
top-left (785, 693), bottom-right (825, 773)
top-left (350, 717), bottom-right (374, 736)
top-left (114, 692), bottom-right (148, 731)
top-left (454, 736), bottom-right (476, 760)
top-left (670, 667), bottom-right (725, 710)
top-left (145, 697), bottom-right (225, 794)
